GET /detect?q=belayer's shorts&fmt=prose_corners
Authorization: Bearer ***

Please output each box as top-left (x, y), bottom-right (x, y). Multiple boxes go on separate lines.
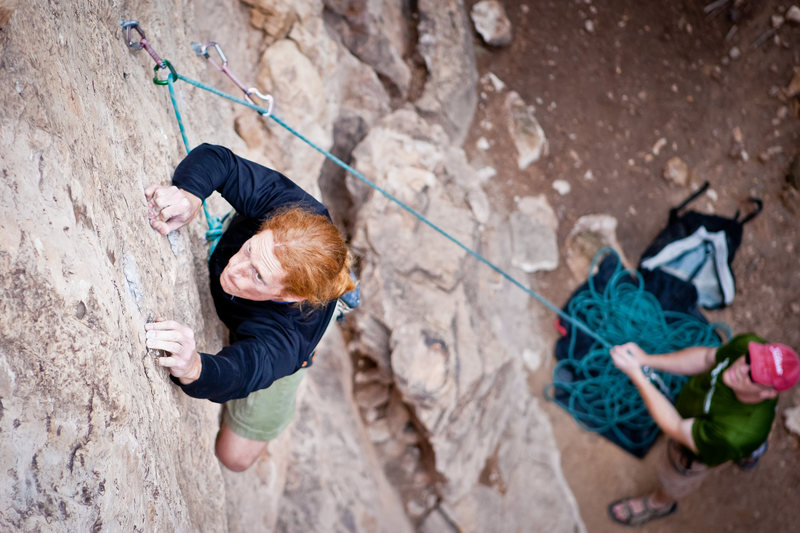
top-left (222, 368), bottom-right (307, 441)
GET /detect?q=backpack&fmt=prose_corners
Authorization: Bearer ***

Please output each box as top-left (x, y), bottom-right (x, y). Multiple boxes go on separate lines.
top-left (639, 182), bottom-right (762, 309)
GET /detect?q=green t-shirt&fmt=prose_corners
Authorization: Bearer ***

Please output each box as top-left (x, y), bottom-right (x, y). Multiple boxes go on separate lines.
top-left (675, 333), bottom-right (777, 466)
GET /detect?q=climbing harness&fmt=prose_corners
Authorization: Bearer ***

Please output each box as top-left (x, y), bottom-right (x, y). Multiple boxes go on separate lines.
top-left (121, 21), bottom-right (730, 452)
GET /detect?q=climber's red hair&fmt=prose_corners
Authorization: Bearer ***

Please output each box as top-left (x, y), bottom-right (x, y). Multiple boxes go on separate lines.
top-left (260, 207), bottom-right (354, 307)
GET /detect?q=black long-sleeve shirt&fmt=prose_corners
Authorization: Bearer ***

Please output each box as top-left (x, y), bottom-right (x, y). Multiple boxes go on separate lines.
top-left (171, 144), bottom-right (336, 403)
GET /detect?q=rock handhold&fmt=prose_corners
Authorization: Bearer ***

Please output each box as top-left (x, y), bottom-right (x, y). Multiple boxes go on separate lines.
top-left (505, 91), bottom-right (549, 170)
top-left (471, 0), bottom-right (513, 47)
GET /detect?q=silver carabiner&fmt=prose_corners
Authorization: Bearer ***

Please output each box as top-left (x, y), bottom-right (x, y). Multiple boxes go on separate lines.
top-left (248, 88), bottom-right (274, 117)
top-left (191, 39), bottom-right (274, 117)
top-left (192, 41), bottom-right (227, 67)
top-left (121, 20), bottom-right (144, 50)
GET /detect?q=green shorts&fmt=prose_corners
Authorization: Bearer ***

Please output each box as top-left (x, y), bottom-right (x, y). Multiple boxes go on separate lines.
top-left (222, 368), bottom-right (307, 441)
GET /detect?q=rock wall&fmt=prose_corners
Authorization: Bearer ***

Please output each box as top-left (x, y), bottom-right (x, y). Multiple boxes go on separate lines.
top-left (0, 1), bottom-right (245, 529)
top-left (0, 0), bottom-right (584, 531)
top-left (346, 108), bottom-right (582, 530)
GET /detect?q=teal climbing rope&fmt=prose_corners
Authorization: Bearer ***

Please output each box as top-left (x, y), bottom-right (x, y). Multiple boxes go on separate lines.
top-left (154, 60), bottom-right (229, 256)
top-left (125, 23), bottom-right (732, 452)
top-left (158, 67), bottom-right (731, 450)
top-left (151, 59), bottom-right (612, 346)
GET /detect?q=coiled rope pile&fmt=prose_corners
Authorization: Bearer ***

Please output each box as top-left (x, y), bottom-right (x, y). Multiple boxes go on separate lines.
top-left (545, 250), bottom-right (729, 453)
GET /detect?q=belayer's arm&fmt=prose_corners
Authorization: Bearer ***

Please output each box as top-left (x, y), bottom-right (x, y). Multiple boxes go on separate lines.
top-left (610, 345), bottom-right (699, 453)
top-left (613, 342), bottom-right (716, 376)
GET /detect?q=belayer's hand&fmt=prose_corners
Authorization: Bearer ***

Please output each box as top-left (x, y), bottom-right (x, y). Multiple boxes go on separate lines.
top-left (610, 343), bottom-right (647, 377)
top-left (144, 184), bottom-right (202, 235)
top-left (145, 318), bottom-right (202, 384)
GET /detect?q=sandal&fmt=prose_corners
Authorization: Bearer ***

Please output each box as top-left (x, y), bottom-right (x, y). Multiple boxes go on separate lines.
top-left (608, 496), bottom-right (678, 527)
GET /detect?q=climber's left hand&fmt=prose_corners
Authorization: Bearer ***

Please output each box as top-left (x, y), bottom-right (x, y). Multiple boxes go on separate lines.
top-left (145, 318), bottom-right (202, 384)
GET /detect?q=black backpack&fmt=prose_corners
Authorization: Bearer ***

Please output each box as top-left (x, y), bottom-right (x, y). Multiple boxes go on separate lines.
top-left (639, 182), bottom-right (762, 309)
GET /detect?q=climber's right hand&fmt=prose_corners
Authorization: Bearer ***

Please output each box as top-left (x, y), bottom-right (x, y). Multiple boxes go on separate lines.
top-left (144, 184), bottom-right (202, 235)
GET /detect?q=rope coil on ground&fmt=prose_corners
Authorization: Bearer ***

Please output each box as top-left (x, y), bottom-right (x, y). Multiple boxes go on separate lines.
top-left (544, 249), bottom-right (730, 451)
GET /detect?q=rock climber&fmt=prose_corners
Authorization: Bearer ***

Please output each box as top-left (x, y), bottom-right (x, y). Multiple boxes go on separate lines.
top-left (143, 143), bottom-right (355, 472)
top-left (606, 334), bottom-right (799, 526)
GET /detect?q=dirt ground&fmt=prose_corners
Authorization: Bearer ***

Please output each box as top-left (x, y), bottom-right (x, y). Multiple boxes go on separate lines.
top-left (462, 1), bottom-right (800, 531)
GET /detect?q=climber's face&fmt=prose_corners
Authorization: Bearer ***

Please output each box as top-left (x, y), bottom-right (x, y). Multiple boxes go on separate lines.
top-left (220, 230), bottom-right (300, 302)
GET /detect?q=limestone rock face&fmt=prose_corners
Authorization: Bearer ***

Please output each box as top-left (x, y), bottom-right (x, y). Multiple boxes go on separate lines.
top-left (347, 108), bottom-right (584, 530)
top-left (221, 328), bottom-right (413, 532)
top-left (242, 3), bottom-right (390, 195)
top-left (415, 0), bottom-right (479, 146)
top-left (0, 2), bottom-right (243, 530)
top-left (323, 0), bottom-right (412, 97)
top-left (0, 1), bottom-right (400, 531)
top-left (239, 0), bottom-right (311, 41)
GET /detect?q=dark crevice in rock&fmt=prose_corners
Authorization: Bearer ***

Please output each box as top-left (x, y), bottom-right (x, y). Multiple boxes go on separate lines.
top-left (318, 114), bottom-right (368, 242)
top-left (375, 71), bottom-right (403, 104)
top-left (396, 399), bottom-right (445, 525)
top-left (405, 0), bottom-right (428, 102)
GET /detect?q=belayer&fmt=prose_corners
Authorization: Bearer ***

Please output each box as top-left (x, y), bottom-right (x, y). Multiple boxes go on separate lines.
top-left (607, 335), bottom-right (799, 526)
top-left (144, 143), bottom-right (354, 472)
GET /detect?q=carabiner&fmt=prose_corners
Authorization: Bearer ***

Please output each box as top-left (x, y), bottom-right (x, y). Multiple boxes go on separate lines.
top-left (153, 59), bottom-right (178, 85)
top-left (192, 41), bottom-right (228, 70)
top-left (190, 39), bottom-right (274, 116)
top-left (248, 88), bottom-right (274, 117)
top-left (121, 19), bottom-right (144, 50)
top-left (121, 19), bottom-right (166, 68)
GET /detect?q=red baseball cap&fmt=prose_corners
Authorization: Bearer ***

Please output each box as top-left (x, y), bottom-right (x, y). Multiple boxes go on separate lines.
top-left (748, 341), bottom-right (800, 392)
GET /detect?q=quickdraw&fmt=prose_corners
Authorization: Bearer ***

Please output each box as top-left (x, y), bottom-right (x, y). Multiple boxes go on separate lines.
top-left (191, 41), bottom-right (274, 117)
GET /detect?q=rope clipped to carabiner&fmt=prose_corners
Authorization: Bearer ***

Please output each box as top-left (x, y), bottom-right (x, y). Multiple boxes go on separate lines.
top-left (123, 20), bottom-right (227, 255)
top-left (190, 41), bottom-right (274, 117)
